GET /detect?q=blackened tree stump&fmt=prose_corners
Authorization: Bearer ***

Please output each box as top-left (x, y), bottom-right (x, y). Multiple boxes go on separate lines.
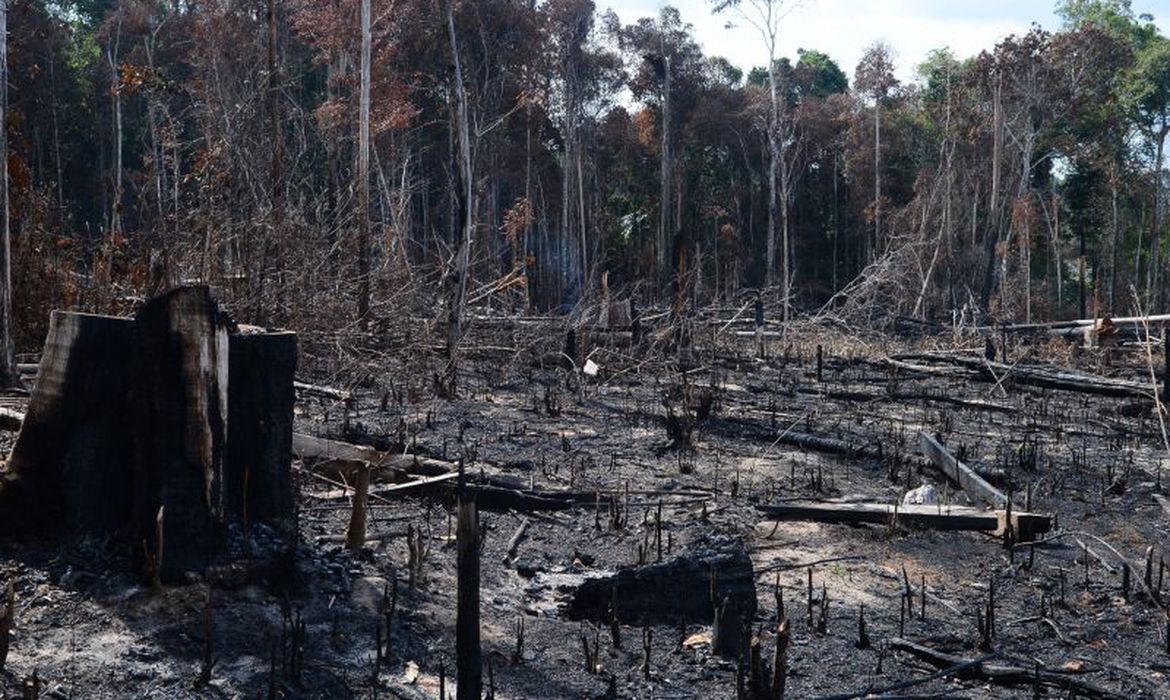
top-left (0, 286), bottom-right (297, 583)
top-left (566, 537), bottom-right (757, 626)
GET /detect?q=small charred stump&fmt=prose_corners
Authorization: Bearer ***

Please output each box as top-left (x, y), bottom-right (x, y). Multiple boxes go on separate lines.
top-left (565, 538), bottom-right (756, 626)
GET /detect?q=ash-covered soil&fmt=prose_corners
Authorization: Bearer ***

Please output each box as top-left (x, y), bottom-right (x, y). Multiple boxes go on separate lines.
top-left (2, 325), bottom-right (1169, 699)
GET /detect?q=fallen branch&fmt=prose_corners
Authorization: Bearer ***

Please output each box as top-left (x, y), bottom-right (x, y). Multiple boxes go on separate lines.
top-left (919, 432), bottom-right (1008, 510)
top-left (503, 517), bottom-right (530, 563)
top-left (887, 637), bottom-right (1121, 698)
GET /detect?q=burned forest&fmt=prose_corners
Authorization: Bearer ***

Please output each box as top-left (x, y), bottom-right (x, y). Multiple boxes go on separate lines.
top-left (3, 0), bottom-right (1170, 698)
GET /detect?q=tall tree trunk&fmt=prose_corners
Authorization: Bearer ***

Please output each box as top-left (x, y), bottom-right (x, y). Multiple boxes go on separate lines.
top-left (356, 0), bottom-right (372, 324)
top-left (577, 144), bottom-right (587, 292)
top-left (873, 101), bottom-right (881, 258)
top-left (445, 0), bottom-right (473, 394)
top-left (48, 45), bottom-right (64, 213)
top-left (766, 61), bottom-right (778, 292)
top-left (659, 55), bottom-right (671, 290)
top-left (0, 0), bottom-right (16, 387)
top-left (561, 117), bottom-right (573, 299)
top-left (779, 144), bottom-right (791, 322)
top-left (1148, 121), bottom-right (1167, 304)
top-left (264, 0), bottom-right (282, 321)
top-left (1109, 162), bottom-right (1119, 311)
top-left (980, 77), bottom-right (1003, 313)
top-left (108, 16), bottom-right (124, 240)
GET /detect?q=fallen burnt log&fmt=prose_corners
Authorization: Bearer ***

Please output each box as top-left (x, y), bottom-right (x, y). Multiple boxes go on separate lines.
top-left (756, 501), bottom-right (1050, 541)
top-left (0, 286), bottom-right (296, 581)
top-left (892, 353), bottom-right (1154, 399)
top-left (981, 313), bottom-right (1170, 336)
top-left (296, 433), bottom-right (633, 512)
top-left (887, 638), bottom-right (1122, 699)
top-left (565, 537), bottom-right (756, 626)
top-left (708, 416), bottom-right (886, 461)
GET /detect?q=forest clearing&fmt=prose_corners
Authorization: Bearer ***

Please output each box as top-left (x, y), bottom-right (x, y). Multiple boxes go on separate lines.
top-left (1, 0), bottom-right (1170, 697)
top-left (0, 289), bottom-right (1169, 698)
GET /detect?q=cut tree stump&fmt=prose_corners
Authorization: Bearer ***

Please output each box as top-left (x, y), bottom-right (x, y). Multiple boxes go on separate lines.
top-left (0, 286), bottom-right (297, 583)
top-left (565, 537), bottom-right (756, 625)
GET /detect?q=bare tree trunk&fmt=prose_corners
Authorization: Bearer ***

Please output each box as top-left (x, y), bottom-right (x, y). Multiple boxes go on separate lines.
top-left (356, 0), bottom-right (372, 324)
top-left (0, 0), bottom-right (16, 387)
top-left (779, 140), bottom-right (791, 322)
top-left (48, 45), bottom-right (64, 213)
top-left (766, 64), bottom-right (778, 291)
top-left (108, 11), bottom-right (124, 240)
top-left (1025, 205), bottom-right (1032, 322)
top-left (561, 118), bottom-right (573, 297)
top-left (445, 0), bottom-right (473, 394)
top-left (577, 146), bottom-right (588, 291)
top-left (659, 55), bottom-right (671, 290)
top-left (1148, 121), bottom-right (1167, 304)
top-left (980, 77), bottom-right (1003, 313)
top-left (1109, 162), bottom-right (1119, 311)
top-left (873, 100), bottom-right (881, 258)
top-left (265, 0), bottom-right (283, 320)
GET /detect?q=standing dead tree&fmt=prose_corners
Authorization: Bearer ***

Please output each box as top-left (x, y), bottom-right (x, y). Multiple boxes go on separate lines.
top-left (356, 0), bottom-right (372, 325)
top-left (0, 0), bottom-right (16, 388)
top-left (442, 0), bottom-right (474, 398)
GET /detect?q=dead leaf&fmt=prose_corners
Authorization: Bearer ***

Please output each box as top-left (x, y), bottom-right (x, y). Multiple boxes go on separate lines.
top-left (683, 631), bottom-right (712, 648)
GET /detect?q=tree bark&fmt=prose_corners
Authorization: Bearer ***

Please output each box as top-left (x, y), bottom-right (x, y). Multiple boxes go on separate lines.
top-left (873, 98), bottom-right (881, 259)
top-left (766, 56), bottom-right (779, 292)
top-left (108, 11), bottom-right (124, 240)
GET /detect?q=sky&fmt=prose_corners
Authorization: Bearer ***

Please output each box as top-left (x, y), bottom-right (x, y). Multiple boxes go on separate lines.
top-left (604, 0), bottom-right (1170, 83)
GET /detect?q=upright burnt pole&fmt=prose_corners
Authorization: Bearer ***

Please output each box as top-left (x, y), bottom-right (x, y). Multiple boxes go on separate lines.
top-left (455, 462), bottom-right (481, 699)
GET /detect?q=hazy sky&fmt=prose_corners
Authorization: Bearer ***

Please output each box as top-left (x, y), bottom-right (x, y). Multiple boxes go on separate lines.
top-left (604, 0), bottom-right (1170, 83)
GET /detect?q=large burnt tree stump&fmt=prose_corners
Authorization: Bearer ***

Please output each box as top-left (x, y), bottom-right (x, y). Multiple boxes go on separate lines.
top-left (0, 286), bottom-right (297, 583)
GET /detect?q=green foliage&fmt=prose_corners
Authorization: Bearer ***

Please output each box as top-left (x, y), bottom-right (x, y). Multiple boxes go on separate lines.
top-left (1125, 36), bottom-right (1170, 132)
top-left (916, 48), bottom-right (960, 106)
top-left (794, 49), bottom-right (848, 97)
